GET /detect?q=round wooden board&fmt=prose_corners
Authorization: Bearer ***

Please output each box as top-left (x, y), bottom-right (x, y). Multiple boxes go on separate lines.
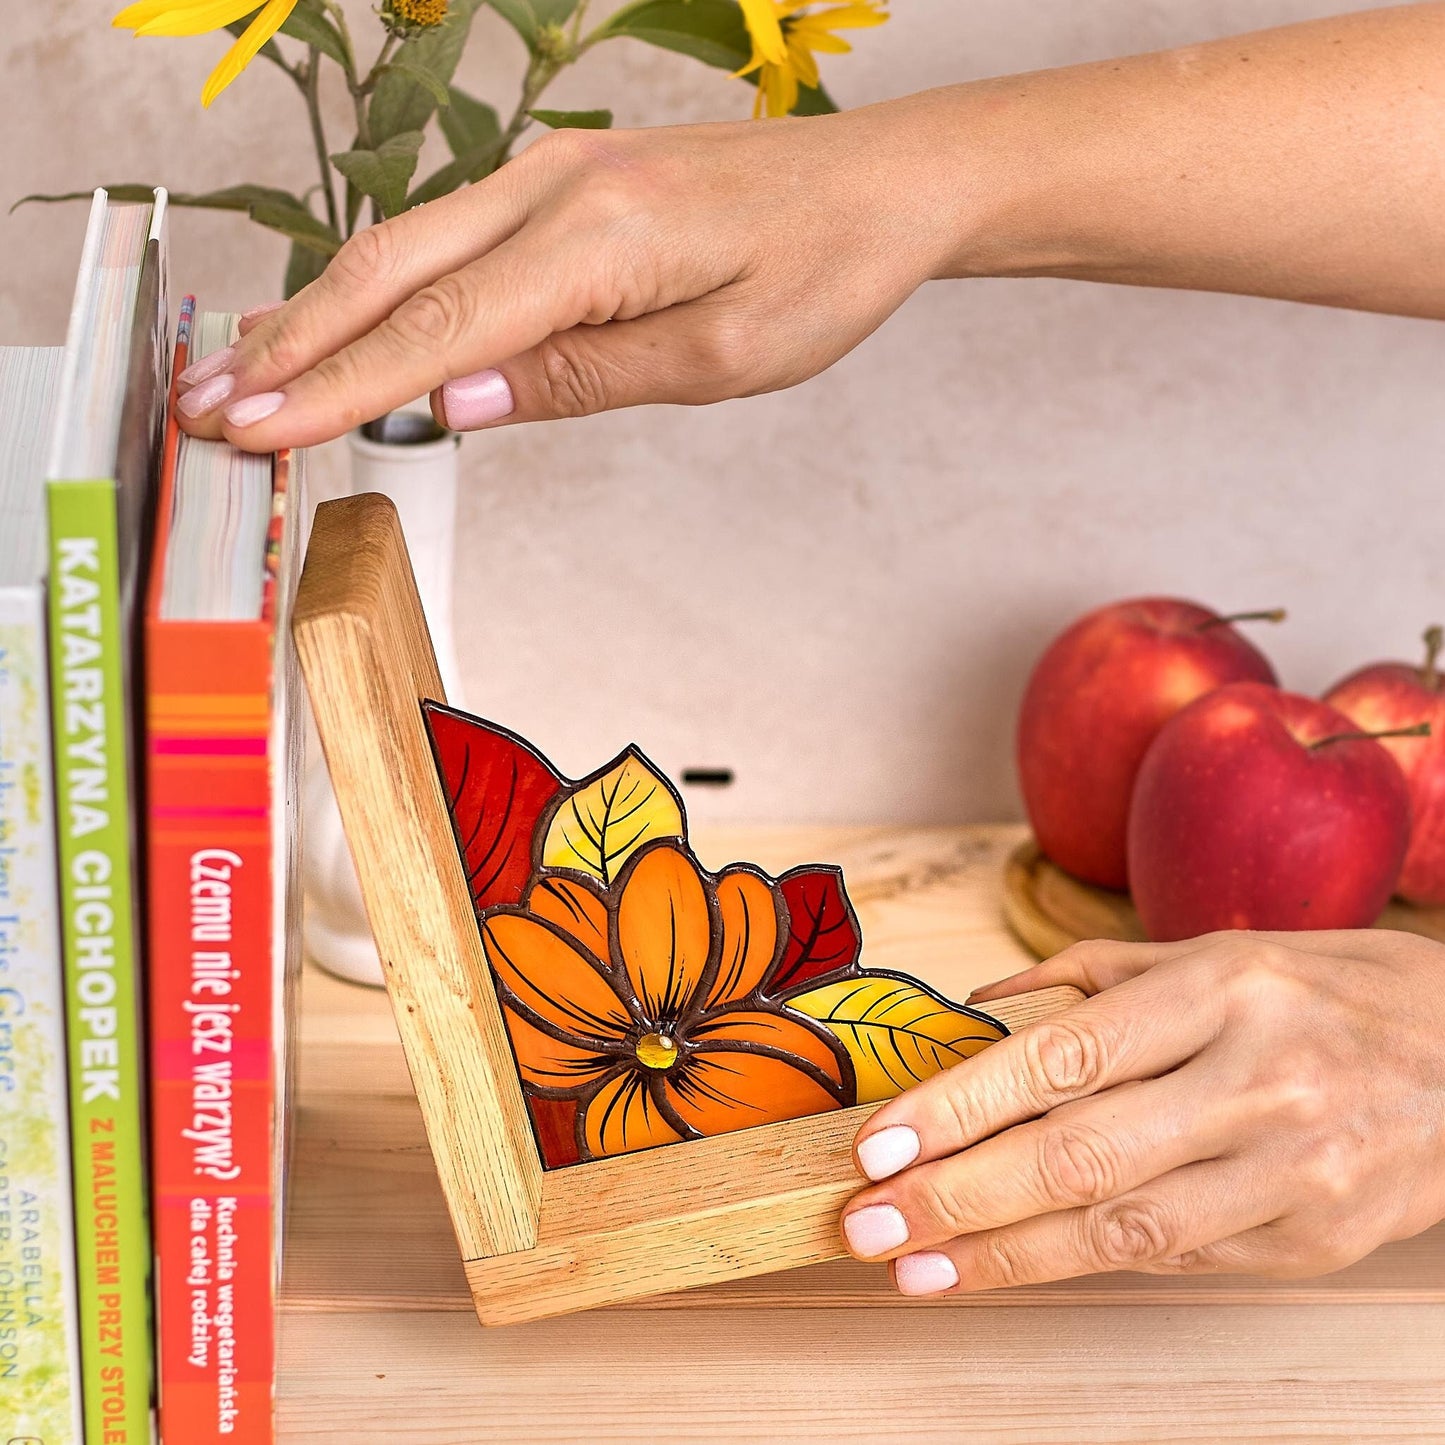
top-left (1002, 838), bottom-right (1445, 960)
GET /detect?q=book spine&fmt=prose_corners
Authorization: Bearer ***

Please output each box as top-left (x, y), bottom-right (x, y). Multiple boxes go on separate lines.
top-left (47, 480), bottom-right (152, 1445)
top-left (0, 590), bottom-right (84, 1445)
top-left (147, 627), bottom-right (275, 1445)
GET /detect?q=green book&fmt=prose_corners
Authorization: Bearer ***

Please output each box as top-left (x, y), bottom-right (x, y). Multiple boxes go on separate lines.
top-left (1, 346), bottom-right (84, 1445)
top-left (47, 187), bottom-right (168, 1445)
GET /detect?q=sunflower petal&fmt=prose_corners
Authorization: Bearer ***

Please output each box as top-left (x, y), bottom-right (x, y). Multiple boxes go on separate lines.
top-left (481, 912), bottom-right (631, 1039)
top-left (113, 0), bottom-right (244, 28)
top-left (527, 875), bottom-right (610, 963)
top-left (616, 845), bottom-right (713, 1022)
top-left (783, 33), bottom-right (821, 90)
top-left (582, 1070), bottom-right (683, 1159)
top-left (501, 1004), bottom-right (618, 1093)
top-left (201, 0), bottom-right (296, 106)
top-left (706, 870), bottom-right (780, 1008)
top-left (664, 1049), bottom-right (841, 1137)
top-left (690, 1008), bottom-right (845, 1088)
top-left (737, 0), bottom-right (787, 64)
top-left (132, 0), bottom-right (266, 36)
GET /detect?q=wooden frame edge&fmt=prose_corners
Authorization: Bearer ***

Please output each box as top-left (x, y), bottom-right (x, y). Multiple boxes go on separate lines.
top-left (463, 985), bottom-right (1083, 1325)
top-left (293, 494), bottom-right (542, 1257)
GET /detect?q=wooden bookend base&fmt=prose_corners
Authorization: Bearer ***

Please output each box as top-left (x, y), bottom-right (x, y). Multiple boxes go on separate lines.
top-left (295, 495), bottom-right (1084, 1325)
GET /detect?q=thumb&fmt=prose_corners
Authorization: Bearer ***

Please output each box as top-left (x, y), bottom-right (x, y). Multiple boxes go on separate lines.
top-left (432, 298), bottom-right (762, 430)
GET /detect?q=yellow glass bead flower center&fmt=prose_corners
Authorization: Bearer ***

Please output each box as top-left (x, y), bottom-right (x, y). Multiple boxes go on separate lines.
top-left (635, 1032), bottom-right (678, 1070)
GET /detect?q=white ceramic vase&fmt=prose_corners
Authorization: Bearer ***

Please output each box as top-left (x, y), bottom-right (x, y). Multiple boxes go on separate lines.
top-left (303, 410), bottom-right (463, 986)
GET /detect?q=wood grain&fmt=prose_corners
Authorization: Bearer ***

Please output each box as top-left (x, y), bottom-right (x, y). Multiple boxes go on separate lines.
top-left (293, 494), bottom-right (541, 1258)
top-left (278, 1304), bottom-right (1445, 1442)
top-left (1004, 836), bottom-right (1445, 958)
top-left (284, 825), bottom-right (1445, 1318)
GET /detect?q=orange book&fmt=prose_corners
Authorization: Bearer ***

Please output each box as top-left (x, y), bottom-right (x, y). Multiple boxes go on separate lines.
top-left (144, 297), bottom-right (303, 1445)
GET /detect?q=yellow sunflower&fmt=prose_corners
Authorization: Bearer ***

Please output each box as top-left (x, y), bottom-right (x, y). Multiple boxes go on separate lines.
top-left (113, 0), bottom-right (300, 108)
top-left (737, 1), bottom-right (889, 118)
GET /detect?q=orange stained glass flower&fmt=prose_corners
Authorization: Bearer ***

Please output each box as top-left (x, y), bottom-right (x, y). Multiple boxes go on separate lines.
top-left (480, 841), bottom-right (851, 1161)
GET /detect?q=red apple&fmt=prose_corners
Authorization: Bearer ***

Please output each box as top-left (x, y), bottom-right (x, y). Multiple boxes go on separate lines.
top-left (1324, 627), bottom-right (1445, 905)
top-left (1017, 598), bottom-right (1280, 889)
top-left (1128, 681), bottom-right (1412, 941)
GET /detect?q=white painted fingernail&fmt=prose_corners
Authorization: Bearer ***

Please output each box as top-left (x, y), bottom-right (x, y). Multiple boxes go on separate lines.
top-left (177, 343), bottom-right (236, 390)
top-left (895, 1251), bottom-right (959, 1296)
top-left (224, 391), bottom-right (287, 427)
top-left (240, 300), bottom-right (285, 325)
top-left (176, 371), bottom-right (235, 418)
top-left (440, 368), bottom-right (514, 429)
top-left (857, 1125), bottom-right (921, 1181)
top-left (843, 1204), bottom-right (910, 1258)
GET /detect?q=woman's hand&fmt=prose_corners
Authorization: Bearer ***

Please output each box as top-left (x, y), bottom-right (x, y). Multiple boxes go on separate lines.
top-left (174, 101), bottom-right (961, 450)
top-left (843, 929), bottom-right (1445, 1295)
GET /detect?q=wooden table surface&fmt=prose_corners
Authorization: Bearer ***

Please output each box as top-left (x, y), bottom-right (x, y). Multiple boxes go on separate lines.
top-left (278, 824), bottom-right (1445, 1442)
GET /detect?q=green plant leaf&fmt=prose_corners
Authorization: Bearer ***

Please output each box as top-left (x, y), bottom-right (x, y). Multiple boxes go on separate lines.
top-left (439, 86), bottom-right (501, 158)
top-left (787, 80), bottom-right (837, 116)
top-left (278, 0), bottom-right (348, 67)
top-left (594, 0), bottom-right (751, 70)
top-left (284, 240), bottom-right (329, 298)
top-left (379, 58), bottom-right (454, 110)
top-left (367, 0), bottom-right (482, 144)
top-left (487, 0), bottom-right (539, 48)
top-left (13, 183), bottom-right (300, 214)
top-left (248, 196), bottom-right (345, 255)
top-left (331, 131), bottom-right (426, 219)
top-left (528, 107), bottom-right (613, 129)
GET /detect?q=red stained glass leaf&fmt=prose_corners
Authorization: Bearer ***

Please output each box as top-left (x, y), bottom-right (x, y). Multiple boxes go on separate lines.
top-left (528, 1094), bottom-right (582, 1169)
top-left (423, 702), bottom-right (564, 912)
top-left (767, 865), bottom-right (863, 996)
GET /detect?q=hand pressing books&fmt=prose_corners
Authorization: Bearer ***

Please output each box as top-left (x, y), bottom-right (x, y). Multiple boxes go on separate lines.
top-left (0, 189), bottom-right (303, 1445)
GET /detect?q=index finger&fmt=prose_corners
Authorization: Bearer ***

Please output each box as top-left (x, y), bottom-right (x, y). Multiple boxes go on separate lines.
top-left (173, 168), bottom-right (534, 440)
top-left (852, 949), bottom-right (1224, 1183)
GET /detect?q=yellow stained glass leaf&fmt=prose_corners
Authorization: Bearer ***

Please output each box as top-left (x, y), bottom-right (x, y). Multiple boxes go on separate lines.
top-left (541, 748), bottom-right (684, 886)
top-left (787, 973), bottom-right (1007, 1104)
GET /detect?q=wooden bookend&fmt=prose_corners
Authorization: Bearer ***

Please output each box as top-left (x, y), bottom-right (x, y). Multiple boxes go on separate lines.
top-left (294, 494), bottom-right (1085, 1326)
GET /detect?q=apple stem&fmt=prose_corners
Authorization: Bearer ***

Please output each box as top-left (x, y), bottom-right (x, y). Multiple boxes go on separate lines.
top-left (1309, 721), bottom-right (1432, 751)
top-left (1422, 625), bottom-right (1443, 690)
top-left (1195, 608), bottom-right (1288, 632)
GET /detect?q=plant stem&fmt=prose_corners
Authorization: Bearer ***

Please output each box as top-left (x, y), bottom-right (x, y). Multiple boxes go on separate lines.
top-left (361, 33), bottom-right (401, 95)
top-left (304, 48), bottom-right (341, 234)
top-left (1422, 626), bottom-right (1443, 690)
top-left (493, 56), bottom-right (563, 170)
top-left (1309, 721), bottom-right (1431, 750)
top-left (1195, 608), bottom-right (1288, 631)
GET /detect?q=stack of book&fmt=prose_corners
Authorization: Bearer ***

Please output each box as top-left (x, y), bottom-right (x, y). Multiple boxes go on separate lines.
top-left (1, 189), bottom-right (304, 1445)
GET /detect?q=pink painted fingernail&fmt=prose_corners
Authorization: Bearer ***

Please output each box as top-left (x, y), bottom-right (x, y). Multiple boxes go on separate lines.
top-left (224, 391), bottom-right (287, 428)
top-left (843, 1204), bottom-right (910, 1258)
top-left (176, 371), bottom-right (236, 419)
top-left (895, 1251), bottom-right (959, 1296)
top-left (857, 1126), bottom-right (921, 1181)
top-left (240, 300), bottom-right (285, 325)
top-left (177, 343), bottom-right (237, 390)
top-left (440, 368), bottom-right (514, 429)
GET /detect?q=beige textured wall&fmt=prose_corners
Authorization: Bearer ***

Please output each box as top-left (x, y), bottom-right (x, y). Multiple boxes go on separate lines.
top-left (3, 1), bottom-right (1440, 824)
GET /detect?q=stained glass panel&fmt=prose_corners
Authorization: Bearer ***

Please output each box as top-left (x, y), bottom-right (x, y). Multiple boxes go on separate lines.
top-left (424, 701), bottom-right (1008, 1169)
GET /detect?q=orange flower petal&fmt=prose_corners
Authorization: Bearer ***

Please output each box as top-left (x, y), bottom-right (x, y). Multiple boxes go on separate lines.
top-left (526, 875), bottom-right (610, 962)
top-left (582, 1069), bottom-right (684, 1159)
top-left (481, 912), bottom-right (631, 1039)
top-left (501, 1004), bottom-right (618, 1093)
top-left (616, 845), bottom-right (713, 1022)
top-left (690, 1009), bottom-right (845, 1088)
top-left (664, 1048), bottom-right (842, 1138)
top-left (706, 870), bottom-right (780, 1008)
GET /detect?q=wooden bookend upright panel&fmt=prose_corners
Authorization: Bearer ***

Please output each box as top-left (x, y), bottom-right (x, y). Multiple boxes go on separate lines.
top-left (295, 495), bottom-right (1083, 1325)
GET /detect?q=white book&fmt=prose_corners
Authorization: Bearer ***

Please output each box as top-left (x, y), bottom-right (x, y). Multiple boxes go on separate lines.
top-left (0, 343), bottom-right (84, 1444)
